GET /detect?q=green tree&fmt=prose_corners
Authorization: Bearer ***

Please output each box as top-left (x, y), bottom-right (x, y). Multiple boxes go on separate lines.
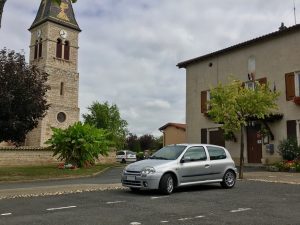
top-left (139, 134), bottom-right (155, 150)
top-left (46, 122), bottom-right (112, 168)
top-left (208, 79), bottom-right (279, 179)
top-left (83, 101), bottom-right (128, 150)
top-left (0, 48), bottom-right (50, 145)
top-left (153, 135), bottom-right (163, 150)
top-left (0, 0), bottom-right (77, 28)
top-left (125, 133), bottom-right (141, 152)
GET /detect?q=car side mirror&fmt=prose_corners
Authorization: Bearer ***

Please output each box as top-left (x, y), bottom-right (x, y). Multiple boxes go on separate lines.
top-left (180, 156), bottom-right (191, 163)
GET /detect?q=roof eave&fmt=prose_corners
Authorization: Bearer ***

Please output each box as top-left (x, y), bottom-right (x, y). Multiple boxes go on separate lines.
top-left (177, 24), bottom-right (300, 69)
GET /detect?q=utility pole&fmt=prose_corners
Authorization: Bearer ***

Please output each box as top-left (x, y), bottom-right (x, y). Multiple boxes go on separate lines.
top-left (294, 0), bottom-right (297, 25)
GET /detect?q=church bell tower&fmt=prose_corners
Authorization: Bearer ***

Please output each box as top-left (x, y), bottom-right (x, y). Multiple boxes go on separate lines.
top-left (26, 0), bottom-right (81, 146)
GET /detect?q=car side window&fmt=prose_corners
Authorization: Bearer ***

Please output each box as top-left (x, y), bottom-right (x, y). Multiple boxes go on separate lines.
top-left (207, 146), bottom-right (226, 160)
top-left (117, 151), bottom-right (125, 156)
top-left (182, 146), bottom-right (207, 162)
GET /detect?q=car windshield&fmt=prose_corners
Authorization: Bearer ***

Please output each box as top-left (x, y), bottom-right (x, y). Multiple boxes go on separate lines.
top-left (150, 145), bottom-right (187, 160)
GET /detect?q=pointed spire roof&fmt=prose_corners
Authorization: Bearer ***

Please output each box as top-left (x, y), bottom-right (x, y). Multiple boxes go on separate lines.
top-left (29, 0), bottom-right (81, 31)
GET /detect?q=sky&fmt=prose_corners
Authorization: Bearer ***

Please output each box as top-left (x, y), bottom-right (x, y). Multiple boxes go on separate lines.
top-left (0, 0), bottom-right (299, 137)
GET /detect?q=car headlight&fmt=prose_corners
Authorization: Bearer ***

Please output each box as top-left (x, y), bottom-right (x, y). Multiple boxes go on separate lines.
top-left (141, 167), bottom-right (156, 176)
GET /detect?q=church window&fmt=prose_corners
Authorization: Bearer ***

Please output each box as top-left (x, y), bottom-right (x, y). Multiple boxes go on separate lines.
top-left (57, 112), bottom-right (66, 123)
top-left (38, 38), bottom-right (43, 58)
top-left (60, 82), bottom-right (64, 96)
top-left (56, 38), bottom-right (63, 58)
top-left (34, 40), bottom-right (38, 59)
top-left (64, 41), bottom-right (70, 60)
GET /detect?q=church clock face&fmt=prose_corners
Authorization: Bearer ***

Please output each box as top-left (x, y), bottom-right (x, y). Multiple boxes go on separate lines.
top-left (36, 29), bottom-right (41, 38)
top-left (59, 29), bottom-right (68, 39)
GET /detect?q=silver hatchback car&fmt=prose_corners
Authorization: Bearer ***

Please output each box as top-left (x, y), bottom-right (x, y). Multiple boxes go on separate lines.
top-left (121, 144), bottom-right (237, 194)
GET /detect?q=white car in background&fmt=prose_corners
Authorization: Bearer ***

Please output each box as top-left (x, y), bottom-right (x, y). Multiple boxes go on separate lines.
top-left (116, 150), bottom-right (137, 163)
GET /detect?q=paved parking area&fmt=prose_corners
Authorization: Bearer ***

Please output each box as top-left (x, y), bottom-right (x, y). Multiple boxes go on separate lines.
top-left (0, 181), bottom-right (299, 225)
top-left (0, 167), bottom-right (300, 200)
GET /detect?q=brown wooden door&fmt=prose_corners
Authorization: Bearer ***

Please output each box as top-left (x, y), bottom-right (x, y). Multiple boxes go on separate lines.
top-left (247, 126), bottom-right (262, 163)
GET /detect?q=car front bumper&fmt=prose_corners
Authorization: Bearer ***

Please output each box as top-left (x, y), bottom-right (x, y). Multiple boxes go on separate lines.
top-left (121, 173), bottom-right (162, 190)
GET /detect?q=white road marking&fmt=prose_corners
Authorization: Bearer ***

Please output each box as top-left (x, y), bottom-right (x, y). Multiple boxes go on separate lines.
top-left (151, 196), bottom-right (169, 199)
top-left (130, 222), bottom-right (141, 225)
top-left (106, 200), bottom-right (126, 204)
top-left (46, 206), bottom-right (77, 211)
top-left (230, 208), bottom-right (252, 213)
top-left (178, 217), bottom-right (192, 221)
top-left (1, 213), bottom-right (12, 216)
top-left (195, 215), bottom-right (205, 218)
top-left (160, 221), bottom-right (169, 223)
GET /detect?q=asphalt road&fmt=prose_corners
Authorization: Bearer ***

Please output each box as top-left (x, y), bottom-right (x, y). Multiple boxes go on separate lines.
top-left (0, 181), bottom-right (299, 225)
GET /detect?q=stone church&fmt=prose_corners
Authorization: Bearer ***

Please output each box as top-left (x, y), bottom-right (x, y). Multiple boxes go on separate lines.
top-left (25, 0), bottom-right (80, 146)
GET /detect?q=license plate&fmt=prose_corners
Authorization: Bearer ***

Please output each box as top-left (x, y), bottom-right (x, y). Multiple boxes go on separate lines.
top-left (127, 175), bottom-right (136, 181)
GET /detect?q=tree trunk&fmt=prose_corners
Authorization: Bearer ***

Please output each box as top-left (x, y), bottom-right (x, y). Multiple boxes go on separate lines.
top-left (0, 0), bottom-right (7, 28)
top-left (239, 125), bottom-right (244, 179)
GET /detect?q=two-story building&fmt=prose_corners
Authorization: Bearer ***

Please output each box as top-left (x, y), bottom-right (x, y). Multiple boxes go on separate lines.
top-left (177, 24), bottom-right (300, 165)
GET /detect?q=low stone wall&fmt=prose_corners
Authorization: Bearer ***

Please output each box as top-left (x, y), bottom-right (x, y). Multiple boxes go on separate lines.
top-left (0, 147), bottom-right (116, 167)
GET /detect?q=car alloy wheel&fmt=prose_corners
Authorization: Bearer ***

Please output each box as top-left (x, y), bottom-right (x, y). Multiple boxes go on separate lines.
top-left (221, 170), bottom-right (236, 189)
top-left (160, 174), bottom-right (174, 195)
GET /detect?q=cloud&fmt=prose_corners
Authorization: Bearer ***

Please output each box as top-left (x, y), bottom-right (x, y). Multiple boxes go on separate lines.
top-left (0, 0), bottom-right (298, 137)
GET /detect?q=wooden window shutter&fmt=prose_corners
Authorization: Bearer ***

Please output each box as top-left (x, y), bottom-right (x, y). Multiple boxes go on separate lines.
top-left (285, 72), bottom-right (295, 101)
top-left (64, 41), bottom-right (70, 60)
top-left (257, 77), bottom-right (267, 85)
top-left (209, 128), bottom-right (225, 147)
top-left (38, 38), bottom-right (43, 58)
top-left (201, 91), bottom-right (207, 113)
top-left (201, 129), bottom-right (207, 144)
top-left (56, 39), bottom-right (62, 58)
top-left (287, 120), bottom-right (297, 138)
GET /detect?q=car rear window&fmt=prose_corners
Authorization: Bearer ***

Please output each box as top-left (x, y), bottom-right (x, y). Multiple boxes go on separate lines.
top-left (207, 146), bottom-right (226, 160)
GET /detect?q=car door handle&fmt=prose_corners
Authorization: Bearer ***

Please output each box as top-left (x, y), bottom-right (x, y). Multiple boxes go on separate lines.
top-left (205, 164), bottom-right (210, 168)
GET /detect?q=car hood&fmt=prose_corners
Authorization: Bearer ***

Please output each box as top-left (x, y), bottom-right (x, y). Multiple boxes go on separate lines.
top-left (125, 159), bottom-right (175, 171)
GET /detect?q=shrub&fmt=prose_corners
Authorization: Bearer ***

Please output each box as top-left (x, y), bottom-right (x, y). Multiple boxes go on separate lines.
top-left (136, 152), bottom-right (144, 161)
top-left (46, 122), bottom-right (113, 168)
top-left (278, 138), bottom-right (300, 161)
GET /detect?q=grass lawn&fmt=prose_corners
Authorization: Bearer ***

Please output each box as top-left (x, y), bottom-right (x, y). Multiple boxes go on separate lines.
top-left (0, 163), bottom-right (118, 182)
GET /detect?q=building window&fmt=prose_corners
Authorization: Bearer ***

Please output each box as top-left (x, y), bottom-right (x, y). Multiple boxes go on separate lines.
top-left (298, 120), bottom-right (300, 145)
top-left (34, 40), bottom-right (38, 59)
top-left (60, 82), bottom-right (64, 96)
top-left (57, 112), bottom-right (66, 123)
top-left (248, 56), bottom-right (256, 79)
top-left (201, 90), bottom-right (210, 113)
top-left (295, 73), bottom-right (300, 97)
top-left (286, 120), bottom-right (300, 145)
top-left (201, 128), bottom-right (225, 147)
top-left (56, 38), bottom-right (63, 58)
top-left (64, 41), bottom-right (70, 60)
top-left (245, 81), bottom-right (255, 90)
top-left (38, 38), bottom-right (43, 58)
top-left (285, 72), bottom-right (300, 100)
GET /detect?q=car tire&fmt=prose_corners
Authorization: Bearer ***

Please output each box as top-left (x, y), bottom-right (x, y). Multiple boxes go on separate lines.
top-left (130, 187), bottom-right (140, 192)
top-left (221, 170), bottom-right (236, 189)
top-left (159, 174), bottom-right (174, 195)
top-left (121, 158), bottom-right (126, 164)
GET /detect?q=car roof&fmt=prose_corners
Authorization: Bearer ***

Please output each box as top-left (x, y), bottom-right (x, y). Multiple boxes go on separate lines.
top-left (168, 143), bottom-right (226, 148)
